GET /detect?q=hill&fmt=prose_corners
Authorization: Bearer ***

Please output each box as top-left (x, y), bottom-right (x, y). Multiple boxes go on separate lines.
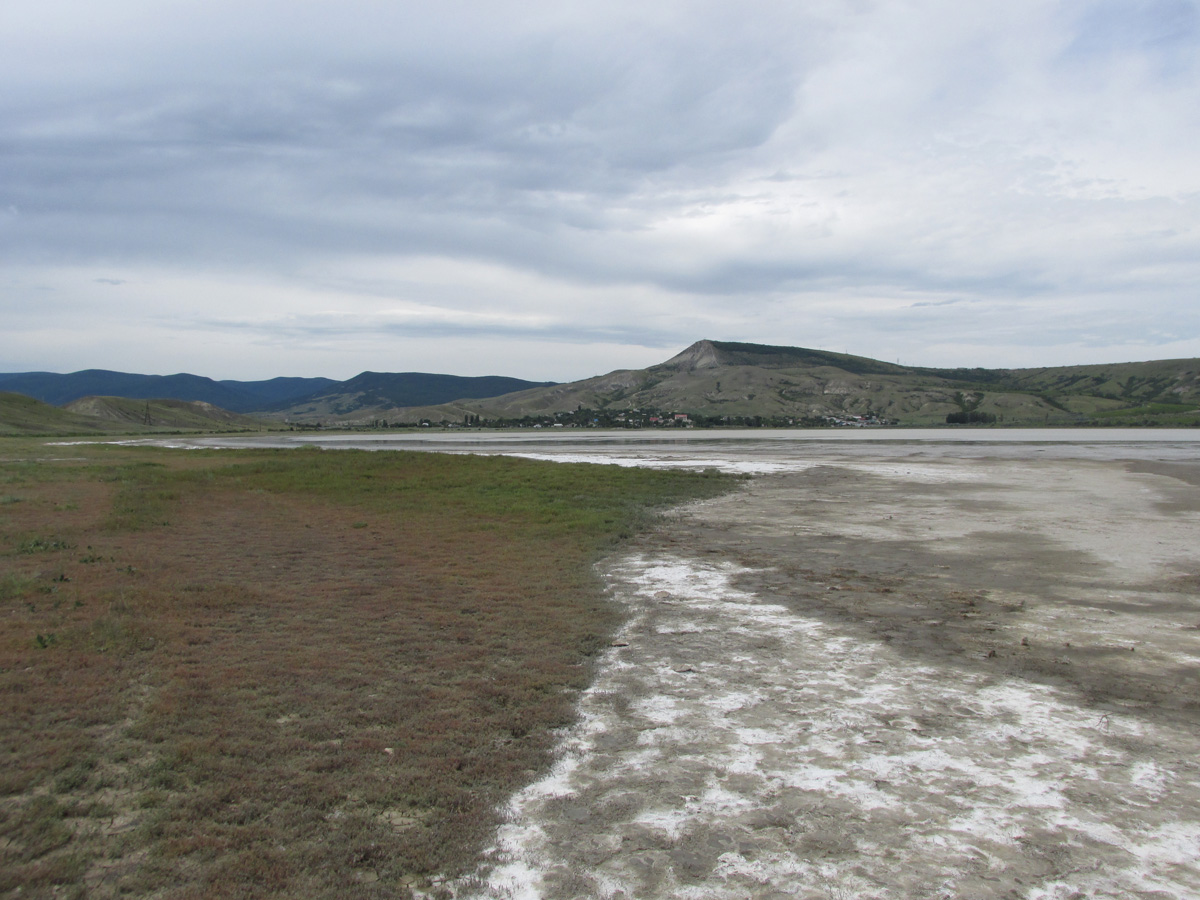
top-left (387, 340), bottom-right (1200, 427)
top-left (0, 369), bottom-right (552, 419)
top-left (63, 397), bottom-right (273, 431)
top-left (0, 392), bottom-right (274, 436)
top-left (266, 372), bottom-right (558, 422)
top-left (0, 392), bottom-right (129, 436)
top-left (0, 370), bottom-right (333, 412)
top-left (6, 343), bottom-right (1199, 429)
top-left (217, 376), bottom-right (338, 408)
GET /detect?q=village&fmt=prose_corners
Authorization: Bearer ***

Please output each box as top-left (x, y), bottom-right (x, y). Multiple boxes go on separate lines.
top-left (390, 408), bottom-right (894, 430)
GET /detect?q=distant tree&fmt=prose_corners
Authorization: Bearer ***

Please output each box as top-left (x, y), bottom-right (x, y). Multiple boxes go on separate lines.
top-left (946, 411), bottom-right (996, 425)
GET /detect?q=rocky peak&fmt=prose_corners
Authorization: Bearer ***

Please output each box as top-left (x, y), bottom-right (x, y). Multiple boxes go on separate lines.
top-left (659, 340), bottom-right (723, 371)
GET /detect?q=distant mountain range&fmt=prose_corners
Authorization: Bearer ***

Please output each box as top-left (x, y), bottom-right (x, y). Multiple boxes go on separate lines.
top-left (0, 370), bottom-right (556, 416)
top-left (2, 341), bottom-right (1199, 433)
top-left (0, 369), bottom-right (560, 434)
top-left (271, 372), bottom-right (557, 420)
top-left (0, 370), bottom-right (336, 412)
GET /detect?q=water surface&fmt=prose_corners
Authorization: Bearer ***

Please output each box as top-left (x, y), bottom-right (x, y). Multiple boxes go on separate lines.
top-left (114, 427), bottom-right (1200, 471)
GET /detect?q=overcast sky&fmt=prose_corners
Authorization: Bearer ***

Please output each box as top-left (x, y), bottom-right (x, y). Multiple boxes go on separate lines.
top-left (3, 0), bottom-right (1198, 381)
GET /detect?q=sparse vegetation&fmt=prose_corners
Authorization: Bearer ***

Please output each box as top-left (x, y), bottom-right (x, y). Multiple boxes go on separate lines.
top-left (6, 343), bottom-right (1200, 431)
top-left (0, 439), bottom-right (733, 898)
top-left (341, 342), bottom-right (1200, 429)
top-left (0, 392), bottom-right (278, 437)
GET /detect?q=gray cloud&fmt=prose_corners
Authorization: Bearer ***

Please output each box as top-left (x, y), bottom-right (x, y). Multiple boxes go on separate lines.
top-left (2, 0), bottom-right (1198, 379)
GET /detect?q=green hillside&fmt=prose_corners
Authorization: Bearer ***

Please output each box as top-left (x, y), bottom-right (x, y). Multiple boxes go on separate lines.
top-left (13, 343), bottom-right (1199, 430)
top-left (0, 393), bottom-right (124, 436)
top-left (0, 393), bottom-right (275, 436)
top-left (262, 372), bottom-right (558, 421)
top-left (64, 396), bottom-right (272, 431)
top-left (0, 370), bottom-right (333, 411)
top-left (387, 341), bottom-right (1200, 428)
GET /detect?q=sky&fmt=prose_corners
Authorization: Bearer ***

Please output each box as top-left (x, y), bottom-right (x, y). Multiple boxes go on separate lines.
top-left (2, 0), bottom-right (1198, 382)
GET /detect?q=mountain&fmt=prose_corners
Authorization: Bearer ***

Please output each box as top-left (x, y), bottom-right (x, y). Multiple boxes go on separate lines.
top-left (387, 340), bottom-right (1200, 427)
top-left (5, 344), bottom-right (1199, 429)
top-left (218, 376), bottom-right (338, 408)
top-left (0, 370), bottom-right (333, 412)
top-left (266, 372), bottom-right (558, 422)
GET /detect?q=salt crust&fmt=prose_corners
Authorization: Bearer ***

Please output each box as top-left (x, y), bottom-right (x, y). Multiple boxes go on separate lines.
top-left (427, 555), bottom-right (1200, 900)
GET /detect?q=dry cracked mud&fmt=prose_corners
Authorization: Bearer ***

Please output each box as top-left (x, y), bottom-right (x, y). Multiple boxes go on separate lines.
top-left (434, 454), bottom-right (1200, 900)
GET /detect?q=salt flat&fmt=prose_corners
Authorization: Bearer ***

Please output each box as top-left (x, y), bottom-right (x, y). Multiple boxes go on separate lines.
top-left (432, 449), bottom-right (1200, 900)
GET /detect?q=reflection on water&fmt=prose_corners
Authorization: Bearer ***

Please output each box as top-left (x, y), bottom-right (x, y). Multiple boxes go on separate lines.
top-left (98, 427), bottom-right (1200, 469)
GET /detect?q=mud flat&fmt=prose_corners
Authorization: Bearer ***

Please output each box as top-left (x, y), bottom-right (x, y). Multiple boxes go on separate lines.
top-left (441, 452), bottom-right (1200, 899)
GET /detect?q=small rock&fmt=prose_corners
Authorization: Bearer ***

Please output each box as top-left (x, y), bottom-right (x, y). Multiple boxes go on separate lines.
top-left (380, 810), bottom-right (423, 831)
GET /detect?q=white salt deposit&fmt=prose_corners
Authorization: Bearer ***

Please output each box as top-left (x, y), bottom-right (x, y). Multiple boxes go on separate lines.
top-left (427, 554), bottom-right (1200, 900)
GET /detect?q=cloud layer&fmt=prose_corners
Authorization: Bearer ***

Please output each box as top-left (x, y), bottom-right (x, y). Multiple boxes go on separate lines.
top-left (3, 0), bottom-right (1198, 379)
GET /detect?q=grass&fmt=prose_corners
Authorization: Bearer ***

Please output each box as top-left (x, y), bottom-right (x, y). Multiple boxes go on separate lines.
top-left (0, 392), bottom-right (277, 437)
top-left (0, 440), bottom-right (734, 898)
top-left (1089, 401), bottom-right (1200, 424)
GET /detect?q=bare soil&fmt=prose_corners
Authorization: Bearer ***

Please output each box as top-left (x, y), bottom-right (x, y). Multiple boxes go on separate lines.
top-left (453, 455), bottom-right (1200, 899)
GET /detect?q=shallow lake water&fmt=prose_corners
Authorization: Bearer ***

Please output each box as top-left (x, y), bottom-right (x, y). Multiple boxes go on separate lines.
top-left (106, 427), bottom-right (1200, 472)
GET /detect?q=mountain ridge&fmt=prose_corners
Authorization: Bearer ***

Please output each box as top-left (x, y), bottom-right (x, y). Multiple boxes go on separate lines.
top-left (0, 370), bottom-right (334, 412)
top-left (4, 341), bottom-right (1199, 428)
top-left (0, 369), bottom-right (554, 416)
top-left (378, 339), bottom-right (1200, 427)
top-left (258, 372), bottom-right (558, 419)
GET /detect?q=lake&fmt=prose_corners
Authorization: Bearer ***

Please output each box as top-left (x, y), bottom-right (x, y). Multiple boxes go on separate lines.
top-left (118, 427), bottom-right (1200, 472)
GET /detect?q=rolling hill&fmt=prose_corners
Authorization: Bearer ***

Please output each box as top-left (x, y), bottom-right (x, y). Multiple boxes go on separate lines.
top-left (63, 397), bottom-right (272, 431)
top-left (0, 392), bottom-right (274, 436)
top-left (5, 343), bottom-right (1199, 430)
top-left (0, 392), bottom-right (128, 436)
top-left (0, 370), bottom-right (334, 412)
top-left (0, 369), bottom-right (555, 419)
top-left (263, 372), bottom-right (558, 422)
top-left (379, 340), bottom-right (1200, 428)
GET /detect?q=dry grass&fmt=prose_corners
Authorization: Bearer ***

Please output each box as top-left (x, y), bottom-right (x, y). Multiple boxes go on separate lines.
top-left (0, 441), bottom-right (732, 899)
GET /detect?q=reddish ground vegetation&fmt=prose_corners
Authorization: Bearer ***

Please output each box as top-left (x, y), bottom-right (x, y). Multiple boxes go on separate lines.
top-left (0, 442), bottom-right (729, 899)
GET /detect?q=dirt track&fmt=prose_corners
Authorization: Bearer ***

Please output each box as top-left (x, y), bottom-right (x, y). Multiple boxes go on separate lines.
top-left (445, 455), bottom-right (1200, 899)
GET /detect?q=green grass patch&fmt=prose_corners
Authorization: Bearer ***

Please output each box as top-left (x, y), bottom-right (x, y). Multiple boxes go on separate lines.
top-left (1093, 402), bottom-right (1199, 418)
top-left (102, 462), bottom-right (178, 531)
top-left (0, 572), bottom-right (39, 603)
top-left (18, 537), bottom-right (75, 554)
